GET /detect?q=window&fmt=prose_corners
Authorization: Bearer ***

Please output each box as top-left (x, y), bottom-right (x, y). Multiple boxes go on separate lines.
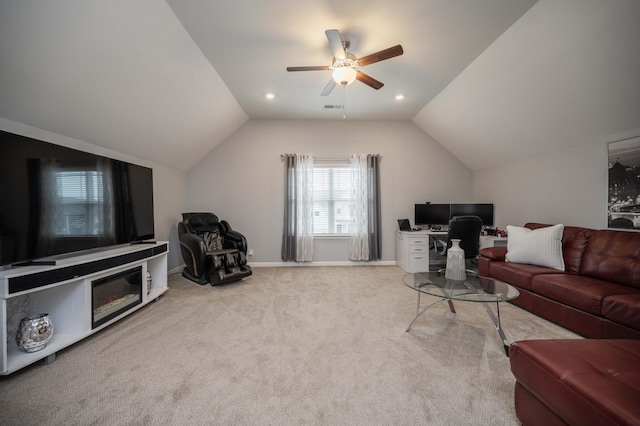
top-left (56, 170), bottom-right (105, 236)
top-left (312, 162), bottom-right (352, 235)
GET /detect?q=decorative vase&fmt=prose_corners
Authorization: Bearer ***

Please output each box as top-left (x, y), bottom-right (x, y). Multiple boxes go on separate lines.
top-left (15, 313), bottom-right (54, 353)
top-left (445, 239), bottom-right (466, 281)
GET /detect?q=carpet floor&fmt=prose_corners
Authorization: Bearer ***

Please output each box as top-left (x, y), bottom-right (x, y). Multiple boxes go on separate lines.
top-left (0, 266), bottom-right (580, 425)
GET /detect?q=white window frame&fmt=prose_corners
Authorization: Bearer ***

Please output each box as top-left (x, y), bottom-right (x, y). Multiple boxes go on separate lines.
top-left (312, 159), bottom-right (352, 236)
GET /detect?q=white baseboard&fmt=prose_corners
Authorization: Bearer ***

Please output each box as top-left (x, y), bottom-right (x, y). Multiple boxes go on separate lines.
top-left (247, 260), bottom-right (398, 268)
top-left (168, 265), bottom-right (184, 275)
top-left (169, 261), bottom-right (398, 274)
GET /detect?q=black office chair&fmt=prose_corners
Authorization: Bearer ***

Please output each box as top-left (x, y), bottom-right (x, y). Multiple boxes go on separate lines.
top-left (433, 215), bottom-right (483, 276)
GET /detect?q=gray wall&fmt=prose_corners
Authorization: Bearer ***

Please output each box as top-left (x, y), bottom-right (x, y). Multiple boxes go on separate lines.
top-left (0, 117), bottom-right (188, 271)
top-left (186, 119), bottom-right (473, 264)
top-left (9, 113), bottom-right (629, 269)
top-left (472, 132), bottom-right (639, 231)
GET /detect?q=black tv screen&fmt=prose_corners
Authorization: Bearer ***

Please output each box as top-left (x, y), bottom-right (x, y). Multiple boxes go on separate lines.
top-left (0, 129), bottom-right (154, 267)
top-left (450, 203), bottom-right (494, 226)
top-left (415, 204), bottom-right (451, 226)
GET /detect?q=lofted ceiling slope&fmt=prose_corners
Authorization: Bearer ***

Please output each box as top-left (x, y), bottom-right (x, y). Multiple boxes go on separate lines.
top-left (1, 1), bottom-right (639, 172)
top-left (0, 1), bottom-right (248, 172)
top-left (413, 0), bottom-right (640, 171)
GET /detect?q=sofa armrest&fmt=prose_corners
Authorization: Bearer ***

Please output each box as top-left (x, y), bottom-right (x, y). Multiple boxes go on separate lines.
top-left (478, 246), bottom-right (507, 278)
top-left (479, 246), bottom-right (507, 261)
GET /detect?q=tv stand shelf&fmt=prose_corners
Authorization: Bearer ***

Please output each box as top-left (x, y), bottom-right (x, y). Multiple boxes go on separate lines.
top-left (0, 242), bottom-right (168, 375)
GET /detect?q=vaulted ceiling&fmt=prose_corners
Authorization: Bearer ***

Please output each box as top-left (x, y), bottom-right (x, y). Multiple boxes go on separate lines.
top-left (1, 1), bottom-right (639, 172)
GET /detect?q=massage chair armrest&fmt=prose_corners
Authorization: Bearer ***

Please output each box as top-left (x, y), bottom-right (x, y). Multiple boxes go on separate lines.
top-left (179, 232), bottom-right (208, 275)
top-left (218, 220), bottom-right (248, 253)
top-left (223, 229), bottom-right (248, 253)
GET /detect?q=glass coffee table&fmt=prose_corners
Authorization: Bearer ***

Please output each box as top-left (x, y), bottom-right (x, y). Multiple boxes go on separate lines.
top-left (403, 272), bottom-right (520, 356)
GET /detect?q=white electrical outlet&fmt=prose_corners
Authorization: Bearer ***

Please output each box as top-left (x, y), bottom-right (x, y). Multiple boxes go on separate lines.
top-left (248, 249), bottom-right (254, 256)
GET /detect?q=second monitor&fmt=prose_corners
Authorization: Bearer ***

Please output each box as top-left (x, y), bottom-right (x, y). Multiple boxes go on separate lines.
top-left (414, 203), bottom-right (494, 227)
top-left (450, 203), bottom-right (494, 227)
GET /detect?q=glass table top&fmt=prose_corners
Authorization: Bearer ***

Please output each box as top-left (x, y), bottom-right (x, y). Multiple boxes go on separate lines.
top-left (402, 272), bottom-right (519, 303)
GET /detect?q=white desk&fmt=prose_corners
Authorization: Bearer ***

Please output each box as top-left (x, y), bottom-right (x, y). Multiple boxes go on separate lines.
top-left (395, 230), bottom-right (507, 273)
top-left (395, 230), bottom-right (445, 273)
top-left (480, 235), bottom-right (508, 249)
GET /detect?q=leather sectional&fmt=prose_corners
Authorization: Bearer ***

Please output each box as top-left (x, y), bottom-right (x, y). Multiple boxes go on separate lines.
top-left (509, 339), bottom-right (640, 425)
top-left (478, 223), bottom-right (640, 339)
top-left (478, 223), bottom-right (640, 425)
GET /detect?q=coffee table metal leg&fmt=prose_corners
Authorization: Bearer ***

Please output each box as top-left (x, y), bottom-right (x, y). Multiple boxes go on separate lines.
top-left (482, 301), bottom-right (510, 356)
top-left (406, 298), bottom-right (450, 332)
top-left (447, 300), bottom-right (456, 314)
top-left (415, 292), bottom-right (455, 314)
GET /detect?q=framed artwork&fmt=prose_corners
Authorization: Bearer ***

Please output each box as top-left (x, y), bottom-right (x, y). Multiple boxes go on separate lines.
top-left (608, 136), bottom-right (640, 230)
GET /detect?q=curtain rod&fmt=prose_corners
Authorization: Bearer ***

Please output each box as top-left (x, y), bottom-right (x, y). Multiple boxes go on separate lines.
top-left (280, 154), bottom-right (382, 161)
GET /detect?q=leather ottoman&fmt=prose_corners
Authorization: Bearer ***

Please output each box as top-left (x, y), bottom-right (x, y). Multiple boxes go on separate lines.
top-left (509, 339), bottom-right (640, 426)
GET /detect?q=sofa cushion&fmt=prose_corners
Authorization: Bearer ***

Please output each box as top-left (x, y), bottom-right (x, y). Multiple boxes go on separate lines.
top-left (580, 229), bottom-right (640, 289)
top-left (531, 274), bottom-right (634, 316)
top-left (602, 293), bottom-right (640, 331)
top-left (510, 339), bottom-right (640, 426)
top-left (506, 224), bottom-right (565, 270)
top-left (489, 261), bottom-right (561, 291)
top-left (525, 223), bottom-right (595, 273)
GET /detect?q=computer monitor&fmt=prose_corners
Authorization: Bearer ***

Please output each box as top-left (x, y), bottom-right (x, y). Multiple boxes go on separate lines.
top-left (450, 203), bottom-right (494, 227)
top-left (415, 204), bottom-right (451, 226)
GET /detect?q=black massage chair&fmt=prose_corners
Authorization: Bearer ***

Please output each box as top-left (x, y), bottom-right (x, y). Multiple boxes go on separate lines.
top-left (178, 212), bottom-right (252, 285)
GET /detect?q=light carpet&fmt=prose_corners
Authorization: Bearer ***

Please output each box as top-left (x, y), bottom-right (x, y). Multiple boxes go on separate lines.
top-left (0, 266), bottom-right (580, 425)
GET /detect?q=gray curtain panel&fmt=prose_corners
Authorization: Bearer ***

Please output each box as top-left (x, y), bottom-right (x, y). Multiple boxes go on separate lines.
top-left (367, 154), bottom-right (381, 260)
top-left (281, 154), bottom-right (297, 261)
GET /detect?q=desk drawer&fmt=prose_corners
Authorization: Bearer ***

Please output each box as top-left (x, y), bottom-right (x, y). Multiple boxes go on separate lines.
top-left (409, 245), bottom-right (428, 254)
top-left (408, 238), bottom-right (428, 247)
top-left (410, 254), bottom-right (429, 271)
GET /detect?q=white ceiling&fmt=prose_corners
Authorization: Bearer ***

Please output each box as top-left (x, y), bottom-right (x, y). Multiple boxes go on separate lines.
top-left (166, 0), bottom-right (538, 121)
top-left (1, 1), bottom-right (639, 172)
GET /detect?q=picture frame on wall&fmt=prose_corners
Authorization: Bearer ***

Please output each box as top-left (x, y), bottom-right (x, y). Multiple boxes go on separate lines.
top-left (608, 135), bottom-right (640, 230)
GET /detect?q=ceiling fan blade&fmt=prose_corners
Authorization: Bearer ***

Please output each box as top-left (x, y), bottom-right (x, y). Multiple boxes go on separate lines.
top-left (287, 66), bottom-right (330, 72)
top-left (325, 29), bottom-right (346, 59)
top-left (321, 79), bottom-right (337, 96)
top-left (356, 71), bottom-right (384, 90)
top-left (357, 45), bottom-right (404, 66)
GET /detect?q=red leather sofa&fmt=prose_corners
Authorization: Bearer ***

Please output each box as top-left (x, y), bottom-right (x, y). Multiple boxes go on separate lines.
top-left (479, 223), bottom-right (640, 425)
top-left (478, 223), bottom-right (640, 339)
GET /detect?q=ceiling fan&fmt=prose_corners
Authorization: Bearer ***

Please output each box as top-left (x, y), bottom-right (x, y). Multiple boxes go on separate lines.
top-left (287, 29), bottom-right (404, 96)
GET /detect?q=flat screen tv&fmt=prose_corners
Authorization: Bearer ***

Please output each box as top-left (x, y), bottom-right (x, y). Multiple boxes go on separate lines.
top-left (0, 129), bottom-right (154, 267)
top-left (450, 203), bottom-right (494, 226)
top-left (415, 204), bottom-right (451, 226)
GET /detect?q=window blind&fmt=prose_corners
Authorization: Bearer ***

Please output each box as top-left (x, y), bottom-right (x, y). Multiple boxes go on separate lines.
top-left (312, 164), bottom-right (352, 234)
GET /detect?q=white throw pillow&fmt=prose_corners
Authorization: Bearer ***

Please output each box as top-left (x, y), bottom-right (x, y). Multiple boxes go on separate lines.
top-left (505, 224), bottom-right (565, 271)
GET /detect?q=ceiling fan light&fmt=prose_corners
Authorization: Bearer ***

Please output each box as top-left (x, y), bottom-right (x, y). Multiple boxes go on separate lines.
top-left (332, 66), bottom-right (357, 86)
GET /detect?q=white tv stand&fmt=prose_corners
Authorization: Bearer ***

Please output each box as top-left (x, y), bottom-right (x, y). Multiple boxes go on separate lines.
top-left (0, 242), bottom-right (168, 375)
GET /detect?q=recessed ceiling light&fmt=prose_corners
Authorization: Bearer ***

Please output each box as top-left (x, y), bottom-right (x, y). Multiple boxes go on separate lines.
top-left (395, 94), bottom-right (405, 101)
top-left (265, 93), bottom-right (275, 100)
